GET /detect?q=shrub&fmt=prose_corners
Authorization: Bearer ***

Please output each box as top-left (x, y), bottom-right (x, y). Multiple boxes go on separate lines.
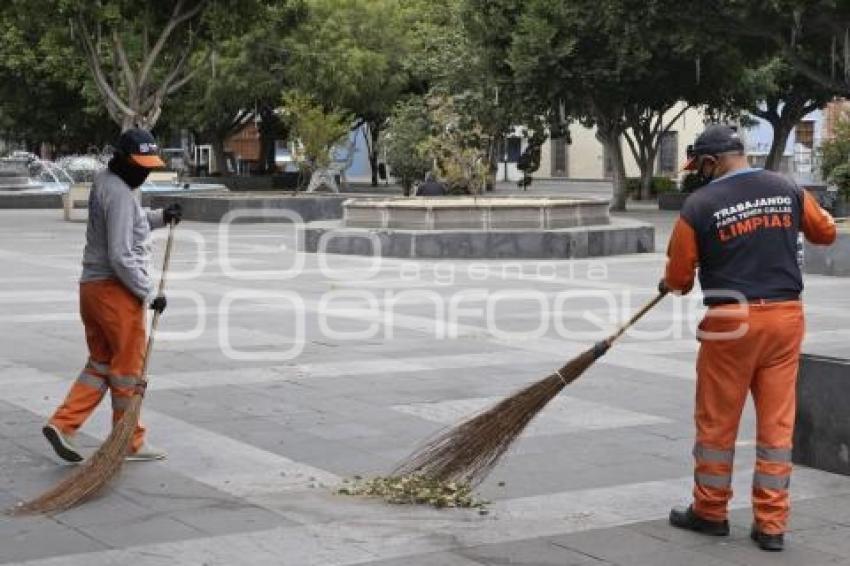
top-left (626, 176), bottom-right (677, 197)
top-left (820, 114), bottom-right (850, 182)
top-left (383, 98), bottom-right (433, 195)
top-left (282, 92), bottom-right (350, 171)
top-left (828, 162), bottom-right (850, 198)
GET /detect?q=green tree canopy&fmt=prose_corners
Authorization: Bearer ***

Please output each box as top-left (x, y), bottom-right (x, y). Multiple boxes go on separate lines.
top-left (0, 0), bottom-right (115, 152)
top-left (497, 0), bottom-right (746, 207)
top-left (163, 1), bottom-right (306, 173)
top-left (285, 0), bottom-right (414, 185)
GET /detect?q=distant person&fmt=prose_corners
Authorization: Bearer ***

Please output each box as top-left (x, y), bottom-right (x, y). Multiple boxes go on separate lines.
top-left (43, 128), bottom-right (182, 463)
top-left (416, 172), bottom-right (446, 196)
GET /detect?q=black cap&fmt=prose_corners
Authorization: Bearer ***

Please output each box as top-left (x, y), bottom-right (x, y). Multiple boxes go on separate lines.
top-left (116, 128), bottom-right (165, 169)
top-left (683, 125), bottom-right (744, 170)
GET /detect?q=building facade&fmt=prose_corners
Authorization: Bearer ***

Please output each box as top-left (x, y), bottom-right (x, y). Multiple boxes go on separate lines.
top-left (509, 103), bottom-right (707, 182)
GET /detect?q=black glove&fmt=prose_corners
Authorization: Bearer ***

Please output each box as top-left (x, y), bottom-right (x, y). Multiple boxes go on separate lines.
top-left (658, 278), bottom-right (669, 294)
top-left (163, 203), bottom-right (183, 225)
top-left (150, 295), bottom-right (167, 314)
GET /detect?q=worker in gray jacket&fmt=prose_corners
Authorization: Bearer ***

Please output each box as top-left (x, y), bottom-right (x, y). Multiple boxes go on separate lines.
top-left (43, 128), bottom-right (182, 463)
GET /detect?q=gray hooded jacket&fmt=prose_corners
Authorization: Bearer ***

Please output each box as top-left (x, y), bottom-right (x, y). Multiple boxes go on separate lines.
top-left (80, 169), bottom-right (164, 302)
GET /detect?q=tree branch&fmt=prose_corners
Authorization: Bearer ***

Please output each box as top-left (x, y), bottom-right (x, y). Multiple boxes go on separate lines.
top-left (165, 49), bottom-right (210, 95)
top-left (622, 129), bottom-right (640, 164)
top-left (801, 100), bottom-right (822, 116)
top-left (76, 14), bottom-right (136, 121)
top-left (112, 30), bottom-right (137, 100)
top-left (138, 0), bottom-right (209, 90)
top-left (660, 104), bottom-right (689, 136)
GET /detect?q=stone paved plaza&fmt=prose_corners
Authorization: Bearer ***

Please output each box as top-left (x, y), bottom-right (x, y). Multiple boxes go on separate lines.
top-left (2, 208), bottom-right (850, 565)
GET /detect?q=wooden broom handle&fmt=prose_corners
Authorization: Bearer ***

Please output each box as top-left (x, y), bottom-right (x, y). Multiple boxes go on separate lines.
top-left (606, 290), bottom-right (668, 346)
top-left (140, 221), bottom-right (176, 381)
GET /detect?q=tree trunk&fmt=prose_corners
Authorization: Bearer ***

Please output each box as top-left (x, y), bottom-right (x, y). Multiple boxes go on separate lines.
top-left (638, 150), bottom-right (657, 201)
top-left (598, 131), bottom-right (627, 211)
top-left (257, 105), bottom-right (282, 174)
top-left (368, 123), bottom-right (380, 187)
top-left (764, 120), bottom-right (793, 172)
top-left (210, 137), bottom-right (227, 176)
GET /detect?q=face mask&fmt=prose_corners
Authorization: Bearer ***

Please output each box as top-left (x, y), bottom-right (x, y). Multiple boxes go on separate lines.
top-left (108, 154), bottom-right (150, 188)
top-left (696, 156), bottom-right (718, 185)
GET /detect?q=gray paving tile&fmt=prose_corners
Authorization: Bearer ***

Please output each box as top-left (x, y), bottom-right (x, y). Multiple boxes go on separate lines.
top-left (610, 546), bottom-right (740, 566)
top-left (696, 532), bottom-right (844, 566)
top-left (76, 515), bottom-right (205, 548)
top-left (0, 516), bottom-right (107, 564)
top-left (789, 524), bottom-right (850, 558)
top-left (167, 503), bottom-right (297, 536)
top-left (357, 551), bottom-right (487, 566)
top-left (548, 526), bottom-right (674, 562)
top-left (795, 494), bottom-right (850, 526)
top-left (52, 492), bottom-right (157, 528)
top-left (462, 538), bottom-right (609, 565)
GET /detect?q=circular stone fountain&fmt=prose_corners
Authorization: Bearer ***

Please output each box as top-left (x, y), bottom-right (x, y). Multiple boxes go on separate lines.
top-left (0, 157), bottom-right (39, 191)
top-left (301, 196), bottom-right (654, 259)
top-left (344, 197), bottom-right (610, 230)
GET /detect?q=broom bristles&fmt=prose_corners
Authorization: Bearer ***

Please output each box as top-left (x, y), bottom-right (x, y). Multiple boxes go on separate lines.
top-left (11, 395), bottom-right (143, 515)
top-left (393, 346), bottom-right (599, 485)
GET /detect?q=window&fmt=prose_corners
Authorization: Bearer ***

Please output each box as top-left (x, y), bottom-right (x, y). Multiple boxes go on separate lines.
top-left (658, 131), bottom-right (679, 175)
top-left (505, 136), bottom-right (522, 163)
top-left (551, 137), bottom-right (569, 177)
top-left (795, 120), bottom-right (815, 149)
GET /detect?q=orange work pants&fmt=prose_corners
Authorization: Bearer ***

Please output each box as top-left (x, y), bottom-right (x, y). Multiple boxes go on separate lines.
top-left (49, 279), bottom-right (147, 452)
top-left (692, 300), bottom-right (804, 535)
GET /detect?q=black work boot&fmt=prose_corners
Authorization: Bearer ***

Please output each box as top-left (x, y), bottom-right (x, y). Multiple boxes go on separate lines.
top-left (751, 525), bottom-right (784, 552)
top-left (669, 505), bottom-right (730, 536)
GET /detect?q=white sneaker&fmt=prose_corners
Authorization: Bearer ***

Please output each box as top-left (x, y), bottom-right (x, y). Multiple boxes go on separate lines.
top-left (43, 423), bottom-right (83, 463)
top-left (126, 443), bottom-right (167, 461)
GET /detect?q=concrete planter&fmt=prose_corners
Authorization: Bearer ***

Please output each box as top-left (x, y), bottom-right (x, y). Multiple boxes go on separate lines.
top-left (657, 192), bottom-right (690, 211)
top-left (0, 192), bottom-right (63, 209)
top-left (794, 354), bottom-right (850, 475)
top-left (302, 217), bottom-right (654, 259)
top-left (803, 228), bottom-right (850, 276)
top-left (185, 173), bottom-right (306, 192)
top-left (148, 192), bottom-right (347, 223)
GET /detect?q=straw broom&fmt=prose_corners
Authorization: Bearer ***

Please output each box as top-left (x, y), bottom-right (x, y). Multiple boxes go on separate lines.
top-left (394, 290), bottom-right (668, 485)
top-left (12, 221), bottom-right (177, 515)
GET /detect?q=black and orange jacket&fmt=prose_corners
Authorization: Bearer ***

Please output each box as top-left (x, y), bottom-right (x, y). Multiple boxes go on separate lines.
top-left (665, 168), bottom-right (836, 305)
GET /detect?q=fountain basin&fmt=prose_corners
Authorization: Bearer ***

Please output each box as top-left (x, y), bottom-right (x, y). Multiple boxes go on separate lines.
top-left (0, 157), bottom-right (41, 191)
top-left (344, 197), bottom-right (610, 230)
top-left (301, 196), bottom-right (653, 259)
